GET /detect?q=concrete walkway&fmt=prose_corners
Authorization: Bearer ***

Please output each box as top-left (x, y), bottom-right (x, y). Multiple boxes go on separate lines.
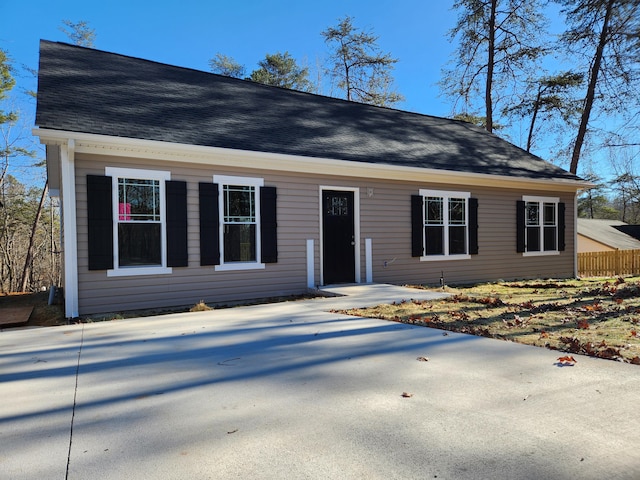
top-left (1, 284), bottom-right (640, 479)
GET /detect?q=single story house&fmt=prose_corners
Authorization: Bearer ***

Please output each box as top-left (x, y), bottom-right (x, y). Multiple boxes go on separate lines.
top-left (577, 219), bottom-right (640, 252)
top-left (34, 41), bottom-right (590, 318)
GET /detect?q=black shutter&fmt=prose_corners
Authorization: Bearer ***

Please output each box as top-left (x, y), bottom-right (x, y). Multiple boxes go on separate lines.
top-left (558, 202), bottom-right (566, 251)
top-left (468, 197), bottom-right (479, 255)
top-left (516, 200), bottom-right (526, 253)
top-left (166, 180), bottom-right (188, 267)
top-left (411, 195), bottom-right (424, 257)
top-left (199, 183), bottom-right (220, 266)
top-left (260, 186), bottom-right (278, 263)
top-left (87, 175), bottom-right (114, 270)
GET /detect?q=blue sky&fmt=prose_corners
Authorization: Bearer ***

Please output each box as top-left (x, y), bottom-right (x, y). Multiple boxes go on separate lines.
top-left (3, 0), bottom-right (626, 183)
top-left (3, 0), bottom-right (457, 117)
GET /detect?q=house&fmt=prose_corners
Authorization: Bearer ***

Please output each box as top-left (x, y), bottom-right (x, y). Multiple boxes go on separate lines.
top-left (34, 41), bottom-right (590, 318)
top-left (577, 219), bottom-right (640, 252)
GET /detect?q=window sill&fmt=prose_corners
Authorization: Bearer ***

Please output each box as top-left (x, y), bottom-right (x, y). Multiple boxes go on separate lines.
top-left (107, 266), bottom-right (173, 277)
top-left (420, 254), bottom-right (471, 262)
top-left (215, 262), bottom-right (266, 272)
top-left (522, 251), bottom-right (560, 257)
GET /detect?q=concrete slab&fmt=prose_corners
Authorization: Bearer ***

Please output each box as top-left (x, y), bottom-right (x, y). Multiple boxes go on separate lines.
top-left (315, 283), bottom-right (449, 309)
top-left (1, 284), bottom-right (640, 479)
top-left (0, 326), bottom-right (83, 480)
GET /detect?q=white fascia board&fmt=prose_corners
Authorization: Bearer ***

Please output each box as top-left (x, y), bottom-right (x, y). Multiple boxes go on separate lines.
top-left (33, 128), bottom-right (593, 192)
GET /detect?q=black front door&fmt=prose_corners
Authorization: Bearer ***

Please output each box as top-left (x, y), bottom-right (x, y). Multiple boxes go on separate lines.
top-left (322, 190), bottom-right (355, 284)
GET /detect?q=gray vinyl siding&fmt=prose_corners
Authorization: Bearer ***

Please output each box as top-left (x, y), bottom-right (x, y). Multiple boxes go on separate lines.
top-left (74, 153), bottom-right (576, 315)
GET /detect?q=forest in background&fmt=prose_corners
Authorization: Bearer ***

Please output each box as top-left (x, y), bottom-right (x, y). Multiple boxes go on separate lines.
top-left (1, 1), bottom-right (639, 293)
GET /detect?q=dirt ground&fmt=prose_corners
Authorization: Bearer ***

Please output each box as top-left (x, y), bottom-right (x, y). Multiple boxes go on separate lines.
top-left (0, 291), bottom-right (66, 327)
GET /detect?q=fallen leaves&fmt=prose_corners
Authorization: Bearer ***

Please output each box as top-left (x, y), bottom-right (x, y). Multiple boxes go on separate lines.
top-left (577, 319), bottom-right (590, 329)
top-left (340, 278), bottom-right (640, 364)
top-left (559, 337), bottom-right (622, 360)
top-left (556, 356), bottom-right (577, 366)
top-left (401, 392), bottom-right (413, 398)
top-left (558, 355), bottom-right (577, 363)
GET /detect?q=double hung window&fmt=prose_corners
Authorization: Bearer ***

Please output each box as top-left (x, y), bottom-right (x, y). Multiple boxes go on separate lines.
top-left (214, 175), bottom-right (265, 271)
top-left (521, 196), bottom-right (560, 255)
top-left (420, 189), bottom-right (471, 259)
top-left (105, 167), bottom-right (171, 276)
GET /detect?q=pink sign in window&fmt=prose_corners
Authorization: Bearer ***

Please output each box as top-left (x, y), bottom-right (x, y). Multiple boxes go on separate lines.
top-left (118, 203), bottom-right (131, 221)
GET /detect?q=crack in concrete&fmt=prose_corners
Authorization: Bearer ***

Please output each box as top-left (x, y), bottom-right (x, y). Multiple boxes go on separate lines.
top-left (65, 325), bottom-right (84, 480)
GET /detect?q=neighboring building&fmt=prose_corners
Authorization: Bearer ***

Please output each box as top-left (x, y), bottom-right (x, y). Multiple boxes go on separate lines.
top-left (577, 219), bottom-right (640, 252)
top-left (34, 41), bottom-right (590, 318)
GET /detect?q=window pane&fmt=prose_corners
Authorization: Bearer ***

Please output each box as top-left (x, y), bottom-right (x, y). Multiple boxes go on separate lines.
top-left (118, 178), bottom-right (160, 221)
top-left (526, 226), bottom-right (541, 252)
top-left (543, 203), bottom-right (556, 225)
top-left (425, 197), bottom-right (443, 225)
top-left (425, 225), bottom-right (444, 255)
top-left (449, 226), bottom-right (467, 254)
top-left (326, 195), bottom-right (349, 216)
top-left (544, 226), bottom-right (557, 251)
top-left (118, 223), bottom-right (161, 266)
top-left (526, 202), bottom-right (539, 226)
top-left (224, 185), bottom-right (255, 222)
top-left (224, 224), bottom-right (256, 262)
top-left (449, 198), bottom-right (466, 225)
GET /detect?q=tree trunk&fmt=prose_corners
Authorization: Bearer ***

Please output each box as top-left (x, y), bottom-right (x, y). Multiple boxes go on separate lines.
top-left (485, 0), bottom-right (497, 133)
top-left (527, 88), bottom-right (543, 152)
top-left (569, 0), bottom-right (614, 174)
top-left (20, 181), bottom-right (48, 292)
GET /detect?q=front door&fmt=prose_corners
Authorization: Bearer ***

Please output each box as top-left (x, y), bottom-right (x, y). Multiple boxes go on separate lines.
top-left (322, 190), bottom-right (355, 284)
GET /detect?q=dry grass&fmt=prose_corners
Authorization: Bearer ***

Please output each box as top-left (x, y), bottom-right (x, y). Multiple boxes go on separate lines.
top-left (189, 300), bottom-right (213, 312)
top-left (340, 277), bottom-right (640, 364)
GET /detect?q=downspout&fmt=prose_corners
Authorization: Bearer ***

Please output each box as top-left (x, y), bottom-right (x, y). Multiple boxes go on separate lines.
top-left (60, 139), bottom-right (79, 318)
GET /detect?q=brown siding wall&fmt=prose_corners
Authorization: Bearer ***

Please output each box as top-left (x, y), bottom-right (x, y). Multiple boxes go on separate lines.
top-left (74, 153), bottom-right (576, 315)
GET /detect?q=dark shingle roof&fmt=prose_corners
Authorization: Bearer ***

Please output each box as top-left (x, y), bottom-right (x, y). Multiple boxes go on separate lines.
top-left (36, 40), bottom-right (580, 182)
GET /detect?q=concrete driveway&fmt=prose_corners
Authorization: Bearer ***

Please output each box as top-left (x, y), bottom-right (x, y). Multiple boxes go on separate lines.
top-left (2, 284), bottom-right (640, 479)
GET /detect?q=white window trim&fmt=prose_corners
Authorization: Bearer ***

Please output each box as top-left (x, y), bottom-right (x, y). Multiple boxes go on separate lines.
top-left (522, 195), bottom-right (560, 257)
top-left (419, 189), bottom-right (471, 261)
top-left (214, 175), bottom-right (265, 272)
top-left (105, 167), bottom-right (172, 277)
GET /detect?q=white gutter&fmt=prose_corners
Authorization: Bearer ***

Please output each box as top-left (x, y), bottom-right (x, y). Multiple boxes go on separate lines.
top-left (33, 128), bottom-right (594, 192)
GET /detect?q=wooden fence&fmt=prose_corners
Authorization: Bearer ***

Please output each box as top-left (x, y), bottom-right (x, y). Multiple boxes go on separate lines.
top-left (578, 249), bottom-right (640, 277)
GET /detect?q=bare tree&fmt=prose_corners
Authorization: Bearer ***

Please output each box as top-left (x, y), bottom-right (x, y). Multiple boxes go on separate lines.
top-left (557, 0), bottom-right (640, 174)
top-left (59, 19), bottom-right (96, 47)
top-left (506, 71), bottom-right (584, 152)
top-left (441, 0), bottom-right (548, 133)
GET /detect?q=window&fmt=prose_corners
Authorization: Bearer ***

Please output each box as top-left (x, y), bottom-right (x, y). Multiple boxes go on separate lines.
top-left (105, 167), bottom-right (171, 276)
top-left (214, 175), bottom-right (265, 271)
top-left (419, 189), bottom-right (471, 260)
top-left (519, 196), bottom-right (562, 255)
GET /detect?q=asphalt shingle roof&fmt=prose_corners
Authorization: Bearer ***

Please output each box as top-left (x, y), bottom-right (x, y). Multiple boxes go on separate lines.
top-left (35, 40), bottom-right (580, 182)
top-left (577, 219), bottom-right (640, 250)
